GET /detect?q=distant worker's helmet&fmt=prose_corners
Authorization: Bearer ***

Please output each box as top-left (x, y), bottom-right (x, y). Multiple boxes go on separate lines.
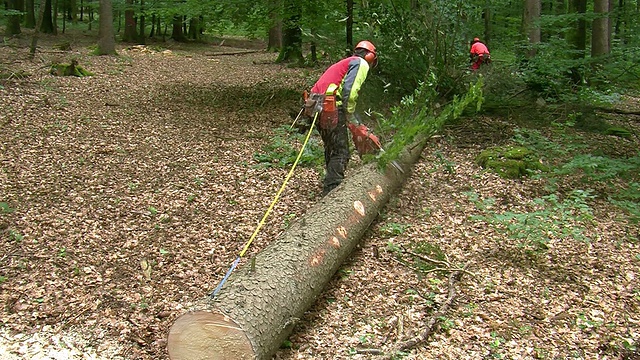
top-left (473, 37), bottom-right (480, 42)
top-left (355, 40), bottom-right (377, 65)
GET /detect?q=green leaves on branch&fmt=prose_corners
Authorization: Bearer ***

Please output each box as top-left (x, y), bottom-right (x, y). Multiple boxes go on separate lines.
top-left (376, 75), bottom-right (484, 170)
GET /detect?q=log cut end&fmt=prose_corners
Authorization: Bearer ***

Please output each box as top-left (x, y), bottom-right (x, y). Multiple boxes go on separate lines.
top-left (167, 311), bottom-right (255, 360)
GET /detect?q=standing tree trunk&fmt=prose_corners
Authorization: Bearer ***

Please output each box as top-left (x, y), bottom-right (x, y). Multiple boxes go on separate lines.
top-left (570, 0), bottom-right (587, 56)
top-left (592, 0), bottom-right (610, 57)
top-left (607, 0), bottom-right (614, 49)
top-left (138, 0), bottom-right (146, 44)
top-left (122, 0), bottom-right (137, 42)
top-left (267, 0), bottom-right (282, 52)
top-left (29, 0), bottom-right (47, 59)
top-left (267, 22), bottom-right (282, 52)
top-left (5, 0), bottom-right (22, 36)
top-left (52, 0), bottom-right (58, 34)
top-left (25, 0), bottom-right (36, 28)
top-left (40, 0), bottom-right (55, 34)
top-left (484, 0), bottom-right (491, 46)
top-left (523, 0), bottom-right (541, 57)
top-left (276, 0), bottom-right (303, 64)
top-left (346, 0), bottom-right (354, 51)
top-left (171, 15), bottom-right (186, 41)
top-left (97, 0), bottom-right (116, 55)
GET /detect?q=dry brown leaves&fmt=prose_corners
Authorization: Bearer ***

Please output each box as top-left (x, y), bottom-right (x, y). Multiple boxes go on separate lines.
top-left (1, 34), bottom-right (639, 360)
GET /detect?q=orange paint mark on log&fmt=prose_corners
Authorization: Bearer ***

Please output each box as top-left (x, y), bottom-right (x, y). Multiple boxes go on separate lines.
top-left (368, 185), bottom-right (384, 201)
top-left (329, 236), bottom-right (341, 248)
top-left (337, 226), bottom-right (347, 239)
top-left (353, 201), bottom-right (365, 217)
top-left (309, 250), bottom-right (325, 267)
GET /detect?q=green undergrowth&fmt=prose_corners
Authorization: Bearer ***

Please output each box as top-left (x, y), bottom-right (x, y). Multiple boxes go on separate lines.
top-left (253, 126), bottom-right (324, 169)
top-left (466, 189), bottom-right (595, 252)
top-left (466, 116), bottom-right (640, 253)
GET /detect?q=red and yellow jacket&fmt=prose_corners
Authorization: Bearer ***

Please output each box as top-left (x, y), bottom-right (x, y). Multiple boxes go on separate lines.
top-left (311, 56), bottom-right (370, 114)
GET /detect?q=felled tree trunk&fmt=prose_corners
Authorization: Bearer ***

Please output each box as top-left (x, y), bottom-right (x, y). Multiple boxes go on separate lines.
top-left (167, 137), bottom-right (428, 360)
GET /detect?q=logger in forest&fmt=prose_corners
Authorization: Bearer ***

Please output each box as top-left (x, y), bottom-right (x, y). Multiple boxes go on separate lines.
top-left (302, 40), bottom-right (379, 196)
top-left (470, 37), bottom-right (491, 70)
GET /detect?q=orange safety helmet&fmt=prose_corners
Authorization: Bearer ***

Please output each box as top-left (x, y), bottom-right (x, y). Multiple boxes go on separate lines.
top-left (355, 40), bottom-right (377, 65)
top-left (473, 37), bottom-right (480, 42)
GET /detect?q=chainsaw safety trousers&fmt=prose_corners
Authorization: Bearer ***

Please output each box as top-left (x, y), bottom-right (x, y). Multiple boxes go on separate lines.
top-left (319, 109), bottom-right (350, 196)
top-left (310, 50), bottom-right (372, 196)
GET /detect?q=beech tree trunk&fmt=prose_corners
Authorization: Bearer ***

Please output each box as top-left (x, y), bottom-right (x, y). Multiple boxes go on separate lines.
top-left (592, 0), bottom-right (610, 57)
top-left (523, 0), bottom-right (541, 57)
top-left (97, 0), bottom-right (116, 55)
top-left (167, 139), bottom-right (428, 360)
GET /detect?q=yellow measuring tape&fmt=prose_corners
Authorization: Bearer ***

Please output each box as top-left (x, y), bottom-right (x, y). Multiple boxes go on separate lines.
top-left (211, 112), bottom-right (318, 298)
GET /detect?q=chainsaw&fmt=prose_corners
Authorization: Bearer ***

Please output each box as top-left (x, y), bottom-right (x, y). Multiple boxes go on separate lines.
top-left (347, 121), bottom-right (404, 174)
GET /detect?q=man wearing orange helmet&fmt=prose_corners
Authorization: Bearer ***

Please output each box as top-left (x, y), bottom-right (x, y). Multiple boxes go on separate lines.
top-left (304, 40), bottom-right (378, 196)
top-left (470, 37), bottom-right (491, 70)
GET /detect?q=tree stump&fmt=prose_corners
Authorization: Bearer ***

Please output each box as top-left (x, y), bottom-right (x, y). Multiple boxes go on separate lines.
top-left (167, 137), bottom-right (428, 360)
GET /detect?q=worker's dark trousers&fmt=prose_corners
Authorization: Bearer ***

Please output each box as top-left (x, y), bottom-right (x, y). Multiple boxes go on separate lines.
top-left (319, 110), bottom-right (349, 196)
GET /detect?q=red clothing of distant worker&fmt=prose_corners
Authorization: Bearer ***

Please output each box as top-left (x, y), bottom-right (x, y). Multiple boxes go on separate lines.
top-left (470, 40), bottom-right (490, 70)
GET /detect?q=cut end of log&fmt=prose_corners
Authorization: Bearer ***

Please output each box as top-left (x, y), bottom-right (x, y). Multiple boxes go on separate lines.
top-left (167, 311), bottom-right (255, 360)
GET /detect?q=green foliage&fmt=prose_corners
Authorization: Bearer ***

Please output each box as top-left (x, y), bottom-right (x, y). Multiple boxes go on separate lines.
top-left (467, 190), bottom-right (594, 252)
top-left (380, 222), bottom-right (408, 237)
top-left (0, 202), bottom-right (15, 214)
top-left (552, 153), bottom-right (640, 183)
top-left (253, 126), bottom-right (323, 168)
top-left (8, 230), bottom-right (24, 242)
top-left (362, 0), bottom-right (475, 100)
top-left (375, 76), bottom-right (484, 170)
top-left (608, 182), bottom-right (640, 223)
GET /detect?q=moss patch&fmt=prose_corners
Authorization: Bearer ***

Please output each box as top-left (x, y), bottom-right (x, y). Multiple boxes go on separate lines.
top-left (476, 146), bottom-right (547, 179)
top-left (50, 60), bottom-right (94, 77)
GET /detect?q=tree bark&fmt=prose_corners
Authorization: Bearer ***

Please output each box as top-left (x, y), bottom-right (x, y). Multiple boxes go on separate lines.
top-left (171, 15), bottom-right (186, 42)
top-left (346, 0), bottom-right (354, 50)
top-left (167, 138), bottom-right (428, 360)
top-left (523, 0), bottom-right (541, 57)
top-left (29, 0), bottom-right (47, 60)
top-left (138, 0), bottom-right (146, 44)
top-left (25, 0), bottom-right (36, 28)
top-left (484, 0), bottom-right (491, 46)
top-left (97, 0), bottom-right (116, 55)
top-left (276, 0), bottom-right (303, 64)
top-left (5, 0), bottom-right (22, 36)
top-left (122, 0), bottom-right (137, 42)
top-left (592, 0), bottom-right (610, 57)
top-left (40, 0), bottom-right (55, 34)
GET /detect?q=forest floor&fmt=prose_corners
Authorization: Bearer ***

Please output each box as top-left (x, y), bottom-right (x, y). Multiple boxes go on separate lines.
top-left (1, 31), bottom-right (639, 360)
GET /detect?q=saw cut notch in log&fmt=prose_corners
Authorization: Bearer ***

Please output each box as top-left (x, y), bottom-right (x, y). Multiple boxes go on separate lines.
top-left (167, 136), bottom-right (428, 360)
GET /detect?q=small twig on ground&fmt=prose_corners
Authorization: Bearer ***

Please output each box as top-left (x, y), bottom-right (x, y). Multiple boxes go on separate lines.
top-left (380, 265), bottom-right (468, 358)
top-left (401, 247), bottom-right (477, 278)
top-left (356, 348), bottom-right (384, 355)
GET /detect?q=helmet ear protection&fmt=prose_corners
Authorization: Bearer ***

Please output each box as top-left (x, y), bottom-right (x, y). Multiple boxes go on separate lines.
top-left (363, 51), bottom-right (376, 65)
top-left (354, 40), bottom-right (377, 66)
